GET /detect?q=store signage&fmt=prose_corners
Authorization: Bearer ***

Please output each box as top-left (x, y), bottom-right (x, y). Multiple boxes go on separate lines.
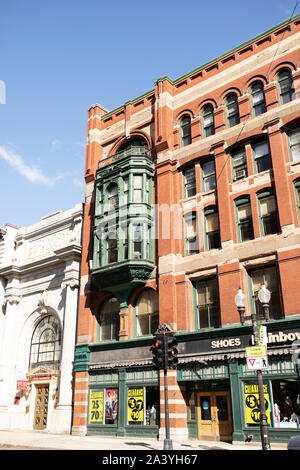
top-left (244, 383), bottom-right (271, 425)
top-left (89, 390), bottom-right (104, 423)
top-left (246, 356), bottom-right (269, 370)
top-left (245, 345), bottom-right (267, 357)
top-left (31, 376), bottom-right (51, 382)
top-left (257, 325), bottom-right (267, 346)
top-left (16, 380), bottom-right (28, 390)
top-left (128, 388), bottom-right (144, 423)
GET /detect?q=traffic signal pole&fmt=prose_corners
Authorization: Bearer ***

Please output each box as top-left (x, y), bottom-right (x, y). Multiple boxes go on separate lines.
top-left (163, 335), bottom-right (173, 450)
top-left (150, 323), bottom-right (178, 451)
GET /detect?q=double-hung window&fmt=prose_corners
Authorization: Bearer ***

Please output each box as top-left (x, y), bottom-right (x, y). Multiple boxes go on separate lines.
top-left (99, 297), bottom-right (120, 341)
top-left (136, 289), bottom-right (159, 337)
top-left (183, 167), bottom-right (196, 198)
top-left (204, 207), bottom-right (221, 250)
top-left (107, 230), bottom-right (118, 264)
top-left (277, 69), bottom-right (295, 104)
top-left (133, 175), bottom-right (143, 203)
top-left (202, 105), bottom-right (215, 137)
top-left (249, 266), bottom-right (282, 320)
top-left (258, 191), bottom-right (279, 236)
top-left (184, 212), bottom-right (199, 255)
top-left (180, 115), bottom-right (192, 147)
top-left (226, 94), bottom-right (240, 127)
top-left (202, 160), bottom-right (216, 192)
top-left (232, 147), bottom-right (247, 180)
top-left (288, 128), bottom-right (300, 161)
top-left (251, 81), bottom-right (266, 116)
top-left (253, 140), bottom-right (271, 173)
top-left (195, 278), bottom-right (220, 329)
top-left (235, 197), bottom-right (254, 242)
top-left (294, 180), bottom-right (300, 223)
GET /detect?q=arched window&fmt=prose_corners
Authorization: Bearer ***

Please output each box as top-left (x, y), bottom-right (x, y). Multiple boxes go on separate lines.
top-left (99, 297), bottom-right (120, 341)
top-left (202, 105), bottom-right (215, 137)
top-left (136, 290), bottom-right (159, 336)
top-left (277, 69), bottom-right (295, 104)
top-left (180, 115), bottom-right (192, 147)
top-left (226, 94), bottom-right (240, 128)
top-left (251, 81), bottom-right (266, 116)
top-left (29, 315), bottom-right (61, 369)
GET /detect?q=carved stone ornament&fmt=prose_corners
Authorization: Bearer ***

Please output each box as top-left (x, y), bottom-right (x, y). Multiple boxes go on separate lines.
top-left (37, 290), bottom-right (48, 315)
top-left (155, 322), bottom-right (174, 336)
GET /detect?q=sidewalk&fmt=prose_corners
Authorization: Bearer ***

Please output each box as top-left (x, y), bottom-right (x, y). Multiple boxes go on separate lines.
top-left (0, 429), bottom-right (287, 451)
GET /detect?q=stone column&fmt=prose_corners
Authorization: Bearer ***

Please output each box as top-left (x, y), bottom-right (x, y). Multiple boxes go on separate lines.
top-left (51, 279), bottom-right (79, 434)
top-left (0, 295), bottom-right (20, 429)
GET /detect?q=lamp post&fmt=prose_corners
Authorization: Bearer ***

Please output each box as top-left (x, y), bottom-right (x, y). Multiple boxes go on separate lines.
top-left (235, 286), bottom-right (271, 451)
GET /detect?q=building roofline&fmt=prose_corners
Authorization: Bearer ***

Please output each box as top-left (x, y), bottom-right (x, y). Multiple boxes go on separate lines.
top-left (99, 12), bottom-right (300, 120)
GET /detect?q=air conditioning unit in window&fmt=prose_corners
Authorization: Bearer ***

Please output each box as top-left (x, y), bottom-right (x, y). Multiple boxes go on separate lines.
top-left (235, 169), bottom-right (246, 180)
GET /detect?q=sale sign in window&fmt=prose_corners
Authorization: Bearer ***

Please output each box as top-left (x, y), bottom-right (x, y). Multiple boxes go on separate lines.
top-left (128, 388), bottom-right (144, 424)
top-left (89, 390), bottom-right (104, 423)
top-left (244, 383), bottom-right (271, 425)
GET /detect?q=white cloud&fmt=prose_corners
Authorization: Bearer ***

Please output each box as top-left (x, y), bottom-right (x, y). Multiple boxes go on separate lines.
top-left (0, 145), bottom-right (63, 186)
top-left (50, 139), bottom-right (61, 152)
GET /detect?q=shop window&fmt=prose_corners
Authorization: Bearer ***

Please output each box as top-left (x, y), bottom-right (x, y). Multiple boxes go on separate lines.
top-left (184, 212), bottom-right (199, 255)
top-left (88, 388), bottom-right (118, 425)
top-left (202, 105), bottom-right (215, 137)
top-left (243, 380), bottom-right (300, 429)
top-left (180, 115), bottom-right (192, 147)
top-left (231, 147), bottom-right (247, 180)
top-left (29, 315), bottom-right (61, 370)
top-left (252, 140), bottom-right (272, 173)
top-left (248, 266), bottom-right (283, 320)
top-left (195, 278), bottom-right (220, 329)
top-left (183, 166), bottom-right (196, 198)
top-left (226, 94), bottom-right (240, 128)
top-left (288, 127), bottom-right (300, 161)
top-left (202, 159), bottom-right (216, 192)
top-left (257, 191), bottom-right (279, 236)
top-left (127, 386), bottom-right (160, 426)
top-left (99, 297), bottom-right (120, 341)
top-left (235, 197), bottom-right (254, 242)
top-left (136, 289), bottom-right (159, 337)
top-left (277, 68), bottom-right (295, 104)
top-left (251, 81), bottom-right (266, 116)
top-left (204, 207), bottom-right (221, 250)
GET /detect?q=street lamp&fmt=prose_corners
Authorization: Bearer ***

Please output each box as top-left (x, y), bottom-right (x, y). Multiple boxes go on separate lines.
top-left (235, 285), bottom-right (271, 451)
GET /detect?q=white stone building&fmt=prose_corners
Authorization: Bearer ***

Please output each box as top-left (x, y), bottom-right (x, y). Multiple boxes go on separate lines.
top-left (0, 203), bottom-right (83, 433)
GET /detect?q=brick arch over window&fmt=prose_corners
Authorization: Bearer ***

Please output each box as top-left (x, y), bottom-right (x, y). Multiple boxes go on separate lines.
top-left (242, 75), bottom-right (268, 94)
top-left (197, 98), bottom-right (217, 114)
top-left (108, 131), bottom-right (152, 158)
top-left (268, 61), bottom-right (296, 81)
top-left (175, 109), bottom-right (194, 124)
top-left (218, 87), bottom-right (242, 106)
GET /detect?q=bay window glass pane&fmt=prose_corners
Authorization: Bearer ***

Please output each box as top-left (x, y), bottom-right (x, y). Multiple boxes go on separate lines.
top-left (108, 184), bottom-right (119, 209)
top-left (134, 175), bottom-right (143, 203)
top-left (123, 177), bottom-right (129, 204)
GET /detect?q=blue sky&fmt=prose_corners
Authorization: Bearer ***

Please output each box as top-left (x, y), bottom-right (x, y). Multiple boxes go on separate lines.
top-left (0, 0), bottom-right (299, 228)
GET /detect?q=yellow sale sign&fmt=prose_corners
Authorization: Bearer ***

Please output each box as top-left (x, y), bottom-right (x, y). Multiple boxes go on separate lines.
top-left (128, 388), bottom-right (144, 423)
top-left (244, 383), bottom-right (271, 425)
top-left (89, 390), bottom-right (104, 423)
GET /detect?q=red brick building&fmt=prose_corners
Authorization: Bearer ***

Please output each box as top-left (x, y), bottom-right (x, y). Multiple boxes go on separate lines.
top-left (73, 14), bottom-right (300, 444)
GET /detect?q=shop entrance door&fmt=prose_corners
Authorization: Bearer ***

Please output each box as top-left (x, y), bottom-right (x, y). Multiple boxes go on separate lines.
top-left (197, 391), bottom-right (232, 441)
top-left (33, 384), bottom-right (49, 430)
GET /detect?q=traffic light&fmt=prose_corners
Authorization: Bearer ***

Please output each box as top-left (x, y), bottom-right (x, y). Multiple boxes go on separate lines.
top-left (167, 336), bottom-right (178, 369)
top-left (150, 336), bottom-right (165, 369)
